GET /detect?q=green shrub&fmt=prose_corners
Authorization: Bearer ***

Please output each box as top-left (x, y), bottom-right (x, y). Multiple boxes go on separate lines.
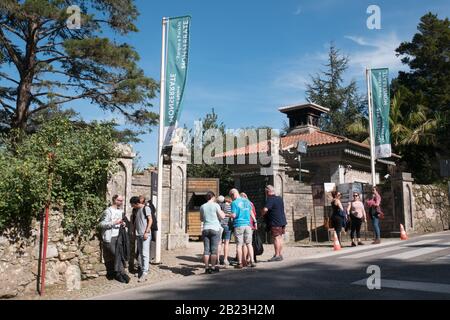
top-left (0, 116), bottom-right (119, 238)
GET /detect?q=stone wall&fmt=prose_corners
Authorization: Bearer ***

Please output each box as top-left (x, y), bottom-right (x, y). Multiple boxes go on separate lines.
top-left (413, 184), bottom-right (450, 233)
top-left (131, 168), bottom-right (153, 200)
top-left (0, 209), bottom-right (104, 299)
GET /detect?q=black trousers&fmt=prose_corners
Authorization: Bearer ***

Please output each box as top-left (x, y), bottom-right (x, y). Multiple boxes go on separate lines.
top-left (331, 215), bottom-right (343, 243)
top-left (103, 236), bottom-right (123, 276)
top-left (350, 215), bottom-right (363, 239)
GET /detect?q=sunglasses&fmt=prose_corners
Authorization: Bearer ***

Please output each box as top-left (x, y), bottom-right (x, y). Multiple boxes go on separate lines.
top-left (353, 194), bottom-right (359, 197)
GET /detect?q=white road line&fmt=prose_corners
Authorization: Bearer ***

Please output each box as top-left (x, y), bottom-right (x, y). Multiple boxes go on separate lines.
top-left (339, 240), bottom-right (439, 260)
top-left (302, 241), bottom-right (404, 260)
top-left (432, 254), bottom-right (450, 263)
top-left (383, 242), bottom-right (450, 260)
top-left (352, 278), bottom-right (450, 295)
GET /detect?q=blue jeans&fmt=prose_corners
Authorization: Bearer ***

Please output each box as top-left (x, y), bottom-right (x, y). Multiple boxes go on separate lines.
top-left (202, 229), bottom-right (221, 255)
top-left (372, 216), bottom-right (381, 239)
top-left (136, 234), bottom-right (151, 273)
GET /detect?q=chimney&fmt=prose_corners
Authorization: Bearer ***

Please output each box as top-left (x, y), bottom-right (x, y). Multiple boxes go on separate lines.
top-left (278, 103), bottom-right (329, 135)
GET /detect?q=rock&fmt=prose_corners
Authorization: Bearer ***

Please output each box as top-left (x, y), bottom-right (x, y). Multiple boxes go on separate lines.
top-left (0, 264), bottom-right (34, 298)
top-left (0, 236), bottom-right (9, 247)
top-left (425, 193), bottom-right (431, 202)
top-left (59, 252), bottom-right (76, 261)
top-left (82, 245), bottom-right (97, 254)
top-left (94, 263), bottom-right (106, 272)
top-left (88, 257), bottom-right (99, 264)
top-left (65, 265), bottom-right (81, 291)
top-left (56, 261), bottom-right (68, 274)
top-left (33, 244), bottom-right (58, 259)
top-left (45, 263), bottom-right (60, 285)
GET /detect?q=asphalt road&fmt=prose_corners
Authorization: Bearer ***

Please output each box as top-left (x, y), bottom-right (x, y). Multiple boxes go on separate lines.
top-left (92, 231), bottom-right (450, 300)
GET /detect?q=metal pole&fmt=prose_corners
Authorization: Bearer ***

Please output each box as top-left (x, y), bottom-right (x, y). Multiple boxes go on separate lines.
top-left (313, 206), bottom-right (318, 244)
top-left (298, 154), bottom-right (301, 182)
top-left (155, 17), bottom-right (168, 264)
top-left (366, 68), bottom-right (377, 186)
top-left (40, 152), bottom-right (55, 296)
top-left (309, 213), bottom-right (312, 244)
top-left (40, 205), bottom-right (49, 295)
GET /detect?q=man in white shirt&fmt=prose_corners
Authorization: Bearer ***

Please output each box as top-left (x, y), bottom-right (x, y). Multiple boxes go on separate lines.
top-left (99, 194), bottom-right (125, 280)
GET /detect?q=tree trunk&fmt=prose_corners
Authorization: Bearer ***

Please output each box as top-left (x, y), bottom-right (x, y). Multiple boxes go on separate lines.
top-left (13, 21), bottom-right (39, 131)
top-left (14, 75), bottom-right (33, 131)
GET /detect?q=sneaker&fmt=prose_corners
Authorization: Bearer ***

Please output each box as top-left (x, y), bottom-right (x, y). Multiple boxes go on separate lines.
top-left (268, 255), bottom-right (283, 262)
top-left (234, 264), bottom-right (243, 269)
top-left (223, 260), bottom-right (230, 266)
top-left (249, 262), bottom-right (256, 268)
top-left (204, 268), bottom-right (212, 274)
top-left (351, 242), bottom-right (357, 247)
top-left (211, 266), bottom-right (220, 273)
top-left (137, 272), bottom-right (148, 282)
top-left (358, 242), bottom-right (364, 245)
top-left (372, 239), bottom-right (381, 244)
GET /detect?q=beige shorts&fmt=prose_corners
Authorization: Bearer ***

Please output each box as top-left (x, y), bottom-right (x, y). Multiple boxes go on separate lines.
top-left (234, 226), bottom-right (253, 245)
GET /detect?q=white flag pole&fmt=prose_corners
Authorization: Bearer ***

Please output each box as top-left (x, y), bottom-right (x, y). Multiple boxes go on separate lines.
top-left (366, 68), bottom-right (376, 186)
top-left (155, 17), bottom-right (168, 264)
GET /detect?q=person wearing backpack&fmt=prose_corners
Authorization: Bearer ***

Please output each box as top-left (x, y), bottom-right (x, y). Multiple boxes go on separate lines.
top-left (130, 196), bottom-right (153, 282)
top-left (139, 195), bottom-right (158, 242)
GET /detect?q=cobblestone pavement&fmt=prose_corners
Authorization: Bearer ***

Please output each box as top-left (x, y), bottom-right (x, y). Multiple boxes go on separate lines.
top-left (15, 237), bottom-right (397, 300)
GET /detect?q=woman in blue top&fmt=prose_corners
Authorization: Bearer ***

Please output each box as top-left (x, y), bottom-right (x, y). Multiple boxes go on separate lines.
top-left (200, 191), bottom-right (225, 274)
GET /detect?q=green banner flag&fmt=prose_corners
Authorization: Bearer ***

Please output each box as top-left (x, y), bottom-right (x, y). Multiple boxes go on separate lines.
top-left (370, 68), bottom-right (391, 159)
top-left (163, 16), bottom-right (191, 146)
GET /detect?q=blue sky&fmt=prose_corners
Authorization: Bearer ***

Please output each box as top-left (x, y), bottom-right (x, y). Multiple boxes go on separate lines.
top-left (4, 0), bottom-right (450, 166)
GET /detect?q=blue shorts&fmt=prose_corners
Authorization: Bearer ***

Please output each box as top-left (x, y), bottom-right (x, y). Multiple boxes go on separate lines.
top-left (221, 225), bottom-right (232, 241)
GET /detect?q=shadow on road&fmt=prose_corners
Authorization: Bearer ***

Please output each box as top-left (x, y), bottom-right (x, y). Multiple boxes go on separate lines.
top-left (175, 255), bottom-right (203, 263)
top-left (131, 258), bottom-right (450, 300)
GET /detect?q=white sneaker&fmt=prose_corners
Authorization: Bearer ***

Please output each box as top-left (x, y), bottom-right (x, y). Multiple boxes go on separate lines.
top-left (138, 272), bottom-right (148, 283)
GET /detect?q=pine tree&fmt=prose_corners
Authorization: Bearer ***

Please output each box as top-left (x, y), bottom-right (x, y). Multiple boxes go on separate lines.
top-left (391, 12), bottom-right (450, 182)
top-left (0, 0), bottom-right (158, 132)
top-left (306, 43), bottom-right (366, 139)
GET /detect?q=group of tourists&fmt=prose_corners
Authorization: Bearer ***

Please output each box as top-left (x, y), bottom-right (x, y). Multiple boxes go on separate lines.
top-left (330, 186), bottom-right (383, 246)
top-left (99, 194), bottom-right (156, 283)
top-left (99, 184), bottom-right (383, 283)
top-left (200, 185), bottom-right (287, 274)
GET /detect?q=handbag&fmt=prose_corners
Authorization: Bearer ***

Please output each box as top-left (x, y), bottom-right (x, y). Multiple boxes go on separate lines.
top-left (344, 216), bottom-right (351, 232)
top-left (252, 231), bottom-right (264, 256)
top-left (376, 207), bottom-right (385, 219)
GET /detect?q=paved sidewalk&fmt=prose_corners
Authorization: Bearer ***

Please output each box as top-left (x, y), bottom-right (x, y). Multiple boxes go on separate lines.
top-left (16, 237), bottom-right (397, 300)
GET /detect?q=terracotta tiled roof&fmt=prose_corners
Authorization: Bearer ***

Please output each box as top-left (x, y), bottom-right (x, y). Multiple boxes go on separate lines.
top-left (216, 130), bottom-right (369, 157)
top-left (281, 131), bottom-right (345, 149)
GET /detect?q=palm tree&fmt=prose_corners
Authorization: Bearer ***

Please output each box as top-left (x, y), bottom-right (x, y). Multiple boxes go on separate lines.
top-left (390, 91), bottom-right (439, 148)
top-left (345, 90), bottom-right (438, 150)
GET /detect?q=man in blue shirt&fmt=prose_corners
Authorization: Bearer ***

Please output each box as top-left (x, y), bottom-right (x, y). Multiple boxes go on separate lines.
top-left (230, 188), bottom-right (257, 268)
top-left (262, 185), bottom-right (287, 262)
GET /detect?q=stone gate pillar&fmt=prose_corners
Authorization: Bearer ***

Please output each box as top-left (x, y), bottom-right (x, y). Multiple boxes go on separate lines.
top-left (161, 142), bottom-right (190, 250)
top-left (106, 144), bottom-right (135, 219)
top-left (391, 172), bottom-right (416, 232)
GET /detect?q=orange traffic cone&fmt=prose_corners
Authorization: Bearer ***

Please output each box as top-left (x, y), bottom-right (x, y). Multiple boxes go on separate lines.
top-left (400, 224), bottom-right (408, 240)
top-left (333, 231), bottom-right (341, 250)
